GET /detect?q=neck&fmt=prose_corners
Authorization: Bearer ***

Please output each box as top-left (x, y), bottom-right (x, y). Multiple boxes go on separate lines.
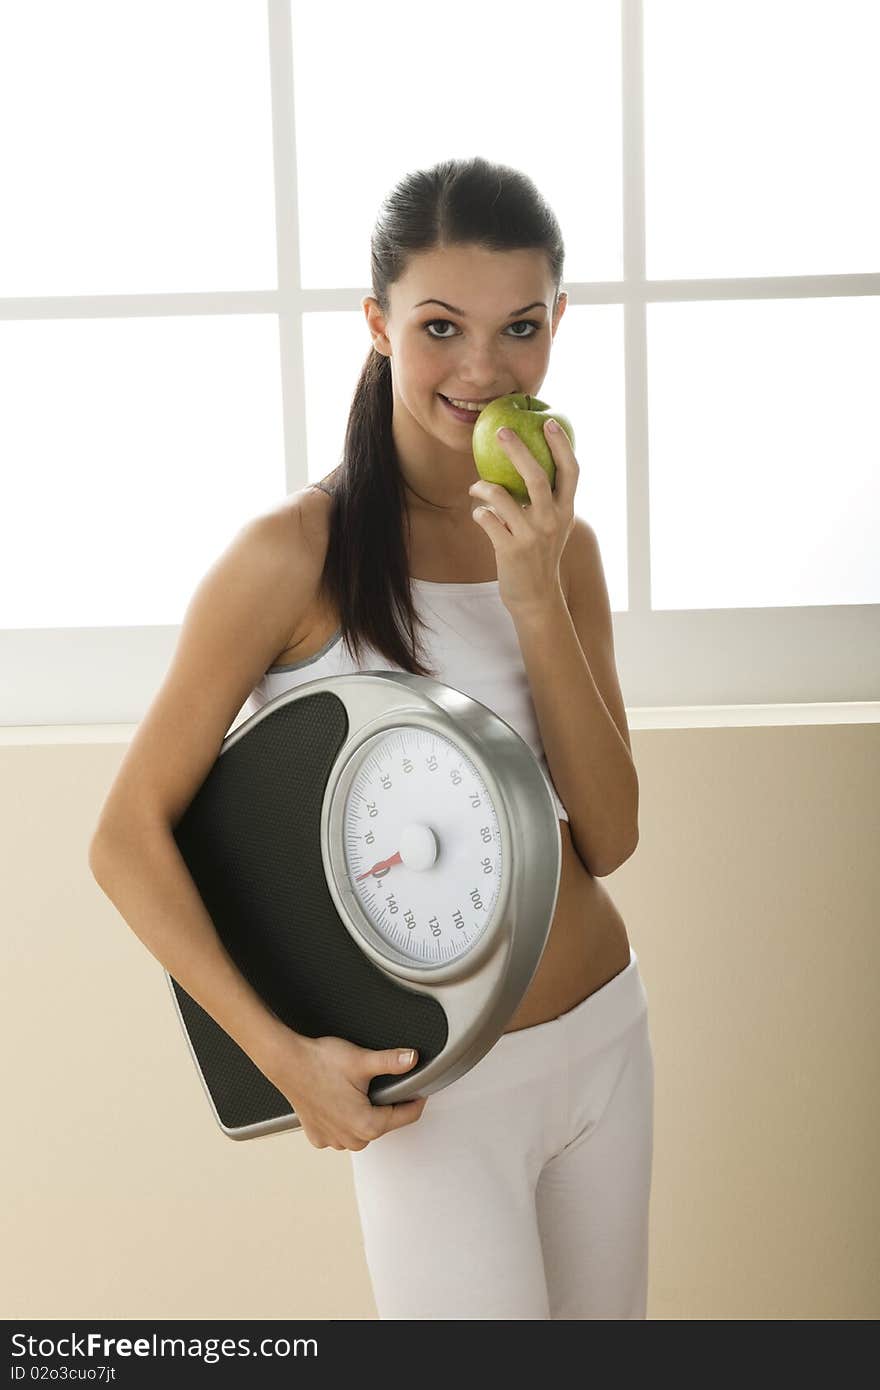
top-left (403, 477), bottom-right (473, 521)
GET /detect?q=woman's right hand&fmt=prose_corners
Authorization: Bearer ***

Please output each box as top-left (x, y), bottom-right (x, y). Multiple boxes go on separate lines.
top-left (266, 1032), bottom-right (428, 1151)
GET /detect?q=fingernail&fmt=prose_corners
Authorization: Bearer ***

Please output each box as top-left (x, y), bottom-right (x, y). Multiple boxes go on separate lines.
top-left (545, 418), bottom-right (560, 432)
top-left (399, 1050), bottom-right (415, 1065)
top-left (497, 427), bottom-right (513, 439)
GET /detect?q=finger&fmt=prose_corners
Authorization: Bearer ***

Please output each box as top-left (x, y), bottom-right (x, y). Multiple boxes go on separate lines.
top-left (497, 428), bottom-right (556, 510)
top-left (542, 418), bottom-right (579, 510)
top-left (367, 1095), bottom-right (422, 1139)
top-left (367, 1047), bottom-right (419, 1080)
top-left (476, 502), bottom-right (520, 537)
top-left (468, 481), bottom-right (522, 530)
top-left (379, 1098), bottom-right (426, 1132)
top-left (472, 503), bottom-right (514, 537)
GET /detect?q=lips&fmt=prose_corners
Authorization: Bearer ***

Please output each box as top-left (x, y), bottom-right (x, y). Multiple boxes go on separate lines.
top-left (440, 394), bottom-right (497, 406)
top-left (438, 394), bottom-right (485, 424)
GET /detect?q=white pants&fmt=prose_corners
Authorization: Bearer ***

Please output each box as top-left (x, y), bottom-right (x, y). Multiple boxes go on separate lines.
top-left (349, 946), bottom-right (654, 1319)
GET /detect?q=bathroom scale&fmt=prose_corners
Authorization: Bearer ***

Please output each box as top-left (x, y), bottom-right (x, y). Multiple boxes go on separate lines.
top-left (167, 670), bottom-right (562, 1140)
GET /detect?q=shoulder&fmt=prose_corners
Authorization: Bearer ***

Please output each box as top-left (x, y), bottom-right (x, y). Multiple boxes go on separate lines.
top-left (560, 515), bottom-right (616, 654)
top-left (255, 483), bottom-right (333, 575)
top-left (560, 514), bottom-right (597, 607)
top-left (561, 514), bottom-right (611, 617)
top-left (234, 485), bottom-right (334, 651)
top-left (298, 482), bottom-right (335, 561)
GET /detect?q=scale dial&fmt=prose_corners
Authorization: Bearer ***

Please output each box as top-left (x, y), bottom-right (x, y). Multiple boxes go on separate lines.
top-left (341, 724), bottom-right (504, 969)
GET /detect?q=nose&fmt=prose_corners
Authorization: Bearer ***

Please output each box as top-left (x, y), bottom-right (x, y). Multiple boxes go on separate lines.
top-left (455, 356), bottom-right (513, 399)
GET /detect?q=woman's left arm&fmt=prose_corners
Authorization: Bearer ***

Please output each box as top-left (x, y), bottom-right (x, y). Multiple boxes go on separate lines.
top-left (509, 573), bottom-right (639, 878)
top-left (468, 420), bottom-right (639, 878)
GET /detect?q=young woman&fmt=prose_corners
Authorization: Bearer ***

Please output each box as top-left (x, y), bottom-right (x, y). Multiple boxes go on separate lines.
top-left (91, 156), bottom-right (654, 1320)
top-left (240, 157), bottom-right (655, 1319)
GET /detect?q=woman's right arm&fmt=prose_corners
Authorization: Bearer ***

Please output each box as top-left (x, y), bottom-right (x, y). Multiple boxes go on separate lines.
top-left (88, 497), bottom-right (426, 1148)
top-left (89, 814), bottom-right (301, 1083)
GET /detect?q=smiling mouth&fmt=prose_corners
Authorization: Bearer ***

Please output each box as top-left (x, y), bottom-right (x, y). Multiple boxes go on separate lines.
top-left (438, 394), bottom-right (487, 422)
top-left (439, 394), bottom-right (496, 405)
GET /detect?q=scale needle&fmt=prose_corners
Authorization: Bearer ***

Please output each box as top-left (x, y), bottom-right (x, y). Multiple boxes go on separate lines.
top-left (355, 850), bottom-right (403, 881)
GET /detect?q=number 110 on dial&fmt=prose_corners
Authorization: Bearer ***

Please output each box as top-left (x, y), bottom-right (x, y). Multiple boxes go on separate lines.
top-left (341, 725), bottom-right (504, 967)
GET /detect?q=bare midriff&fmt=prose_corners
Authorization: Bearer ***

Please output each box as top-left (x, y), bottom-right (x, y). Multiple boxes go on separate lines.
top-left (270, 489), bottom-right (632, 1033)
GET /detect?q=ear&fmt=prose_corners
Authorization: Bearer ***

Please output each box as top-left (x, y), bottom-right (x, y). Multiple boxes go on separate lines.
top-left (362, 296), bottom-right (391, 355)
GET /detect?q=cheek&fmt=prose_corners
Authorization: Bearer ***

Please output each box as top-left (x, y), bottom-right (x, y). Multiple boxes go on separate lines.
top-left (522, 336), bottom-right (549, 362)
top-left (501, 337), bottom-right (547, 374)
top-left (398, 337), bottom-right (440, 383)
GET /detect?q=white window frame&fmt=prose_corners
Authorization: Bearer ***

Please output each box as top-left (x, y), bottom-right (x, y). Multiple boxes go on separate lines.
top-left (1, 0), bottom-right (878, 732)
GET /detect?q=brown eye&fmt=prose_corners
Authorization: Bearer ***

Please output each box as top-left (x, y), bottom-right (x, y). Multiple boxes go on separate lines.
top-left (422, 319), bottom-right (540, 340)
top-left (424, 319), bottom-right (457, 338)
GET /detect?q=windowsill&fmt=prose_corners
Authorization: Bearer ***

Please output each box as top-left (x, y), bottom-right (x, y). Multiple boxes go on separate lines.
top-left (627, 702), bottom-right (880, 728)
top-left (0, 703), bottom-right (878, 745)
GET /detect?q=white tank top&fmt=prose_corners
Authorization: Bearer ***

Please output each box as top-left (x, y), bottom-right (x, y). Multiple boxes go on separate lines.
top-left (240, 576), bottom-right (569, 823)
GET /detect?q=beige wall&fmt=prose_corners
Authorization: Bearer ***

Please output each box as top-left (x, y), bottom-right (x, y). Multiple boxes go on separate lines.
top-left (2, 718), bottom-right (878, 1320)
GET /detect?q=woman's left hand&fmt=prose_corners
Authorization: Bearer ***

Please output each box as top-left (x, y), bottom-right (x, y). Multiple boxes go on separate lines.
top-left (468, 419), bottom-right (578, 616)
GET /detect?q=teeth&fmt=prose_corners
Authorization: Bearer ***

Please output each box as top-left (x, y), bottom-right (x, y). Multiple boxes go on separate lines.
top-left (446, 397), bottom-right (484, 411)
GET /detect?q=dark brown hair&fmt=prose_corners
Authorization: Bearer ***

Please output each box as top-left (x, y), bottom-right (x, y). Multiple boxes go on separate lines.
top-left (312, 155), bottom-right (565, 676)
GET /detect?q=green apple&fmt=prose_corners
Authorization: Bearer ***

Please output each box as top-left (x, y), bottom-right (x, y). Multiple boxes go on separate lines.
top-left (471, 393), bottom-right (575, 504)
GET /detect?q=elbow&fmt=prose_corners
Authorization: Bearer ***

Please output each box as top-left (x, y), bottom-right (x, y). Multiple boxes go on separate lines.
top-left (586, 827), bottom-right (639, 879)
top-left (88, 835), bottom-right (106, 884)
top-left (618, 824), bottom-right (640, 872)
top-left (591, 772), bottom-right (640, 877)
top-left (613, 827), bottom-right (640, 874)
top-left (88, 828), bottom-right (118, 884)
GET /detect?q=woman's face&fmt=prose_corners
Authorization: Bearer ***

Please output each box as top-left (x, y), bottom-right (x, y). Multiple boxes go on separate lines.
top-left (364, 243), bottom-right (566, 456)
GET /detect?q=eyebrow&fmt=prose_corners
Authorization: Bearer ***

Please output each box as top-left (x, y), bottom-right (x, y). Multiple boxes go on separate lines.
top-left (414, 299), bottom-right (547, 317)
